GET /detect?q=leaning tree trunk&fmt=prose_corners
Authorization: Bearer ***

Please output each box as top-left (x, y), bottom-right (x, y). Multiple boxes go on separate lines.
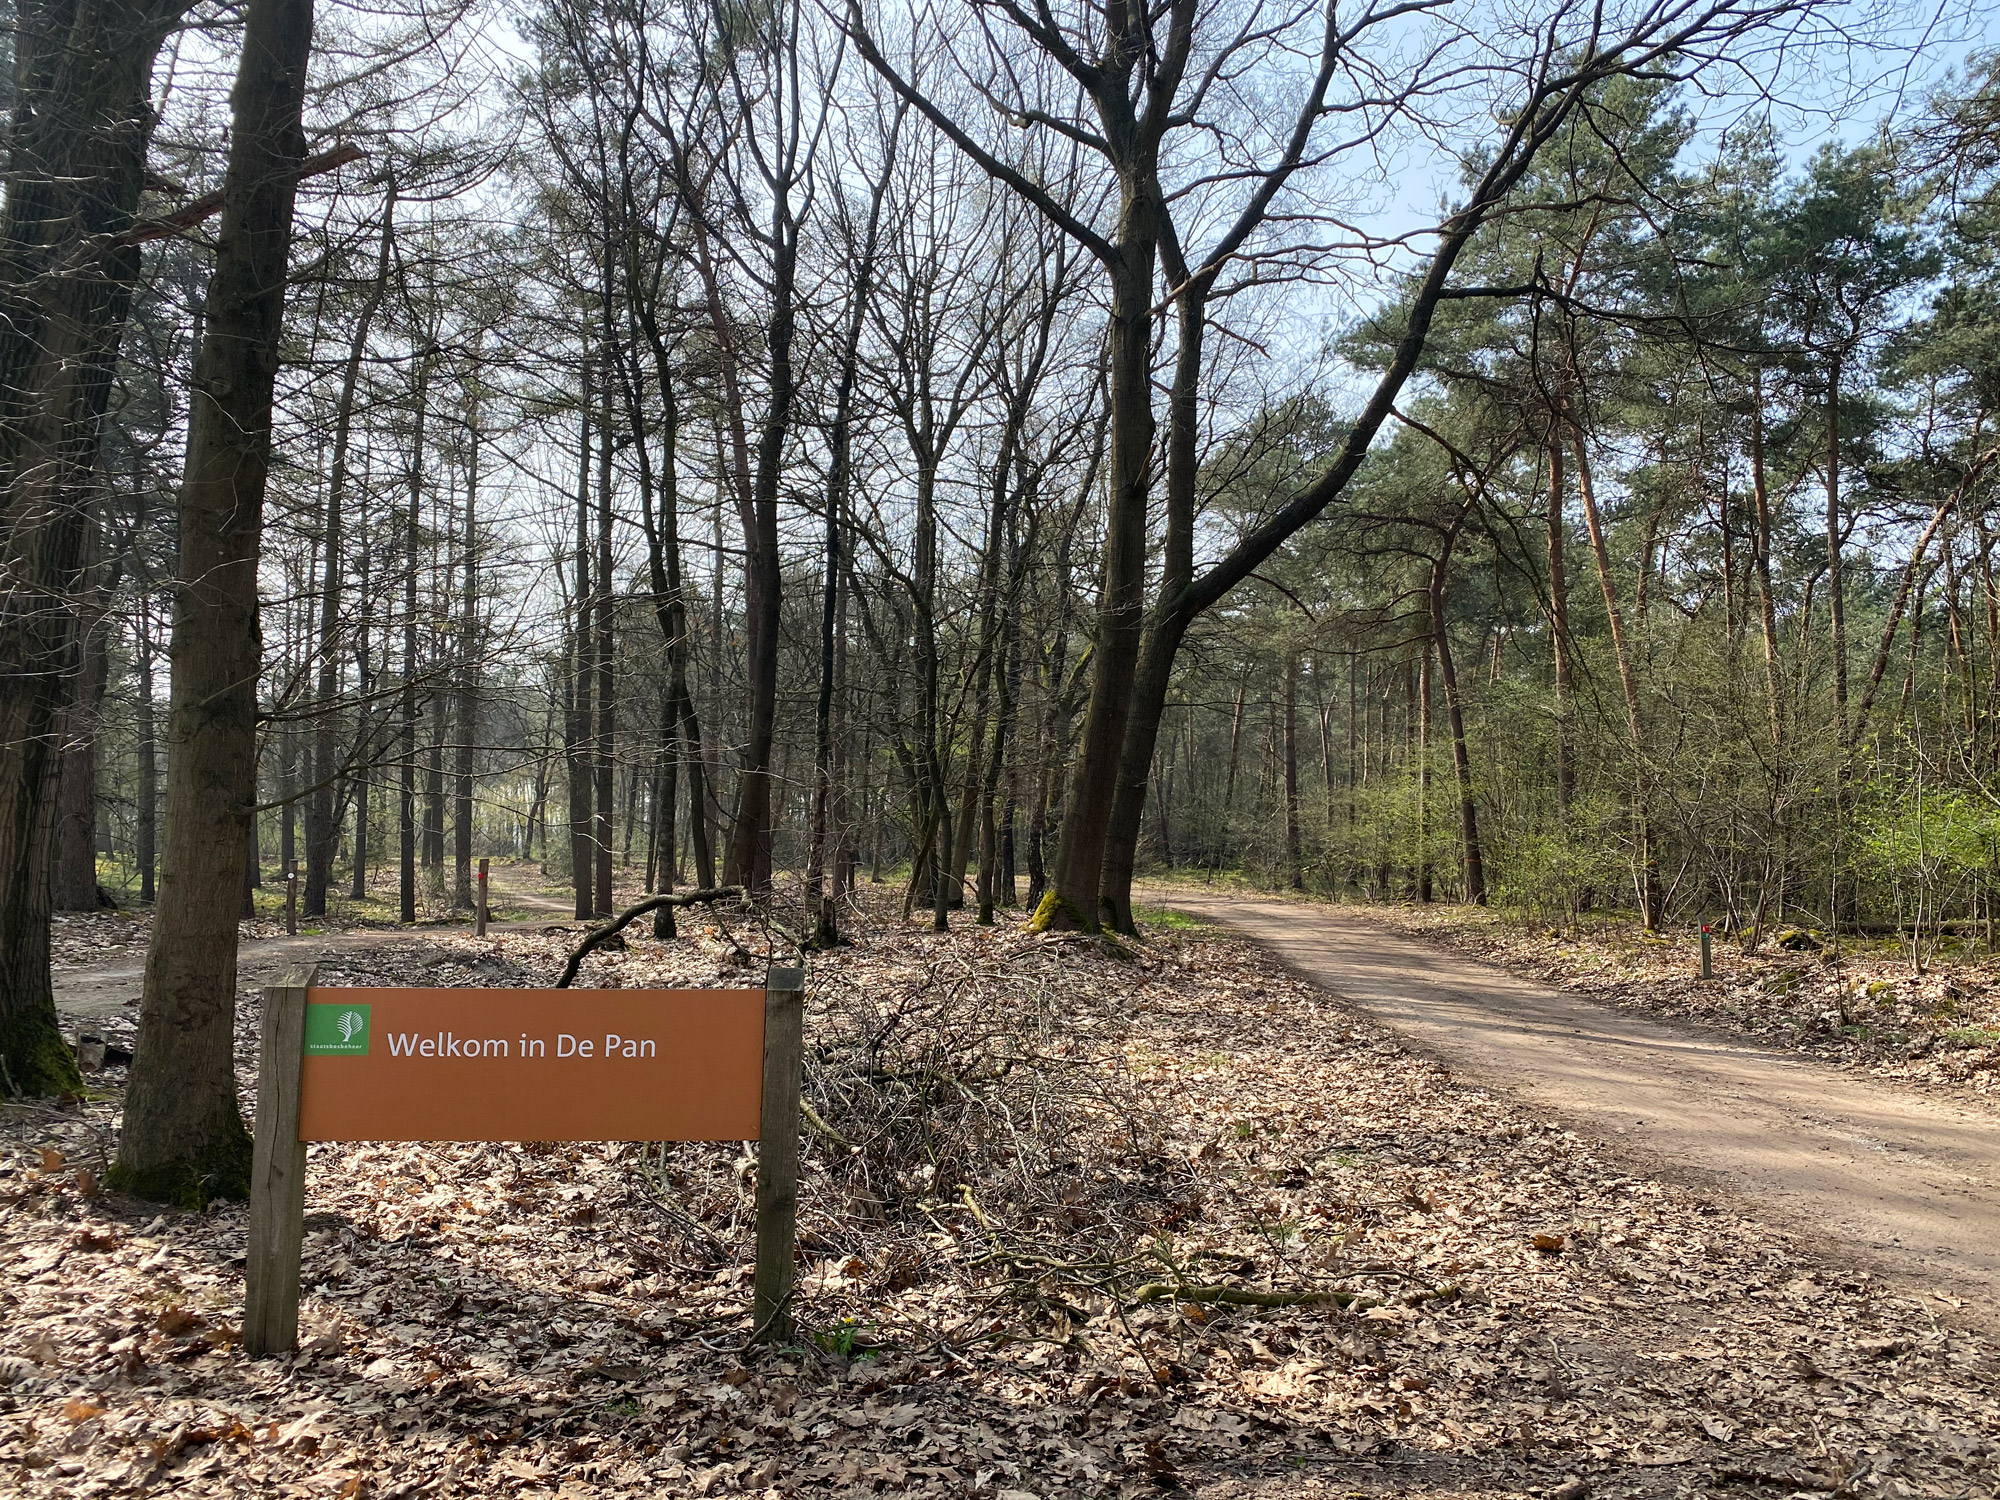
top-left (115, 0), bottom-right (316, 1203)
top-left (0, 0), bottom-right (188, 1093)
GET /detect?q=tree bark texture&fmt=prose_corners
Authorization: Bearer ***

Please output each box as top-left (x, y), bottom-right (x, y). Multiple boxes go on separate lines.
top-left (116, 0), bottom-right (315, 1202)
top-left (0, 0), bottom-right (189, 1093)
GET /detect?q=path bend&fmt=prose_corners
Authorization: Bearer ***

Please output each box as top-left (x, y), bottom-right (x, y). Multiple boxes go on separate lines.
top-left (1149, 888), bottom-right (2000, 1328)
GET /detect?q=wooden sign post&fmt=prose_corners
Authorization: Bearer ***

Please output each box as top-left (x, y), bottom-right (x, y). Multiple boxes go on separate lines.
top-left (246, 964), bottom-right (316, 1357)
top-left (754, 968), bottom-right (805, 1342)
top-left (244, 966), bottom-right (808, 1357)
top-left (475, 857), bottom-right (490, 936)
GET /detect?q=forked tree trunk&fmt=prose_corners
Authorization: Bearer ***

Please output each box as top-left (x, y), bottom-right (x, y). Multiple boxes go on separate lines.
top-left (116, 0), bottom-right (315, 1202)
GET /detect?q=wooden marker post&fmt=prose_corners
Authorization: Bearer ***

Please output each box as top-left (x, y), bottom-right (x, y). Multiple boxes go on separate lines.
top-left (245, 964), bottom-right (317, 1357)
top-left (476, 857), bottom-right (490, 936)
top-left (1700, 924), bottom-right (1713, 981)
top-left (752, 966), bottom-right (806, 1343)
top-left (284, 867), bottom-right (298, 934)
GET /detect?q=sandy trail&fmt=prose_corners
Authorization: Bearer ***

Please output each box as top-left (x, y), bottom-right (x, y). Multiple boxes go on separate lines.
top-left (1148, 888), bottom-right (2000, 1327)
top-left (53, 870), bottom-right (583, 1023)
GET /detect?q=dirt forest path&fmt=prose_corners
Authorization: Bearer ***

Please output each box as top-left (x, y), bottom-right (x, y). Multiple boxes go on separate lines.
top-left (1147, 888), bottom-right (2000, 1328)
top-left (52, 867), bottom-right (584, 1023)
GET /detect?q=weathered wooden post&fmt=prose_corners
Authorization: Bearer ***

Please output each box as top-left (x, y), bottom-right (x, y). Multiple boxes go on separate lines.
top-left (245, 964), bottom-right (316, 1357)
top-left (476, 857), bottom-right (490, 936)
top-left (284, 866), bottom-right (298, 934)
top-left (1700, 923), bottom-right (1713, 981)
top-left (752, 966), bottom-right (806, 1343)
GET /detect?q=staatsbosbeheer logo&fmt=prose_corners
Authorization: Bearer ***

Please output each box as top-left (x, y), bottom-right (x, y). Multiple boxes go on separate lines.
top-left (304, 1004), bottom-right (371, 1055)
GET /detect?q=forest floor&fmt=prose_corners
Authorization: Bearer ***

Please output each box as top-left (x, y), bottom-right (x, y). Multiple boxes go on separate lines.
top-left (6, 885), bottom-right (1997, 1499)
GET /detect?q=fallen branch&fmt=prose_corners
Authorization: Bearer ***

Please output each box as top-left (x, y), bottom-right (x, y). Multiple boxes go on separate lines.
top-left (555, 887), bottom-right (743, 987)
top-left (1127, 1281), bottom-right (1360, 1309)
top-left (1126, 1279), bottom-right (1464, 1312)
top-left (800, 1099), bottom-right (853, 1149)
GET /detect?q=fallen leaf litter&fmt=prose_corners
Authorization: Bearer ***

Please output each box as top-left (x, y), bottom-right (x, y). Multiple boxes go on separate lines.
top-left (4, 894), bottom-right (1995, 1498)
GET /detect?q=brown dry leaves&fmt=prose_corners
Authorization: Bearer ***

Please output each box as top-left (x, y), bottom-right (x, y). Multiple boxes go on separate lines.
top-left (4, 894), bottom-right (1996, 1499)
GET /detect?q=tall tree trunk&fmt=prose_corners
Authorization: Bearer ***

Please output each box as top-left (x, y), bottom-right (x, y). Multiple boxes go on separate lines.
top-left (1283, 650), bottom-right (1303, 891)
top-left (1429, 555), bottom-right (1485, 904)
top-left (1417, 640), bottom-right (1434, 903)
top-left (1099, 283), bottom-right (1201, 933)
top-left (567, 379), bottom-right (594, 919)
top-left (1570, 428), bottom-right (1660, 930)
top-left (0, 0), bottom-right (186, 1094)
top-left (453, 418), bottom-right (479, 910)
top-left (136, 595), bottom-right (158, 905)
top-left (399, 352), bottom-right (429, 925)
top-left (307, 185), bottom-right (394, 916)
top-left (1749, 368), bottom-right (1785, 937)
top-left (117, 0), bottom-right (314, 1200)
top-left (721, 204), bottom-right (799, 901)
top-left (349, 476), bottom-right (372, 901)
top-left (593, 370), bottom-right (615, 916)
top-left (1038, 243), bottom-right (1157, 932)
top-left (1548, 440), bottom-right (1574, 815)
top-left (1824, 355), bottom-right (1853, 930)
top-left (53, 516), bottom-right (107, 910)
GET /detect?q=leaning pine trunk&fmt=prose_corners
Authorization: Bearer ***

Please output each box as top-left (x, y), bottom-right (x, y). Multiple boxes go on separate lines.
top-left (115, 0), bottom-right (316, 1204)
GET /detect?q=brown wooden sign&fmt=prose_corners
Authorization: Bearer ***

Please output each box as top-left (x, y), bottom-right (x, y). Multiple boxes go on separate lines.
top-left (297, 987), bottom-right (766, 1142)
top-left (244, 968), bottom-right (806, 1359)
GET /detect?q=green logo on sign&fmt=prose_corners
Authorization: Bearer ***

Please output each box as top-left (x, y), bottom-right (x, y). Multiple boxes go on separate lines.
top-left (304, 1004), bottom-right (371, 1055)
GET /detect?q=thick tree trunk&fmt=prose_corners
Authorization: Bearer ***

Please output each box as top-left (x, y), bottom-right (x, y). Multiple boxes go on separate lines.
top-left (117, 0), bottom-right (315, 1202)
top-left (1097, 278), bottom-right (1200, 934)
top-left (1038, 247), bottom-right (1156, 932)
top-left (0, 0), bottom-right (186, 1093)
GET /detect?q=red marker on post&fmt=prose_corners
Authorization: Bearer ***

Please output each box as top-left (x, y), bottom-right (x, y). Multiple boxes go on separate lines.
top-left (1699, 923), bottom-right (1713, 980)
